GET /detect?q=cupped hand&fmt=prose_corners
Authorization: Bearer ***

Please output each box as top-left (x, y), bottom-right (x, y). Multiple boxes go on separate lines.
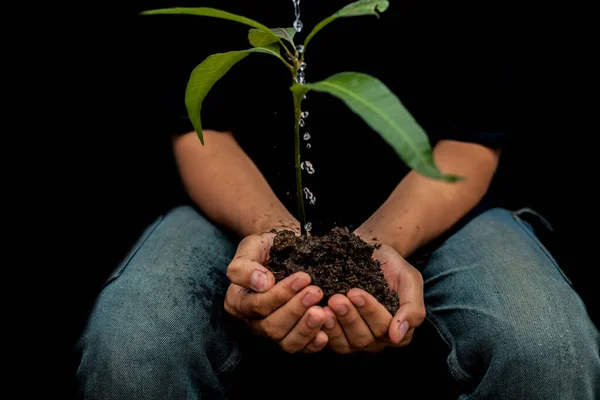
top-left (224, 230), bottom-right (329, 353)
top-left (323, 243), bottom-right (426, 354)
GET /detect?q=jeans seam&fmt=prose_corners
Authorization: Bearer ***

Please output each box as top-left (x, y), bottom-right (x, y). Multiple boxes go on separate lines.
top-left (425, 308), bottom-right (472, 383)
top-left (510, 209), bottom-right (573, 286)
top-left (215, 344), bottom-right (242, 375)
top-left (102, 214), bottom-right (165, 289)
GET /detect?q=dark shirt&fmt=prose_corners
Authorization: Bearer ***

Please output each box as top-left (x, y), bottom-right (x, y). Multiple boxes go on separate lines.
top-left (133, 0), bottom-right (506, 236)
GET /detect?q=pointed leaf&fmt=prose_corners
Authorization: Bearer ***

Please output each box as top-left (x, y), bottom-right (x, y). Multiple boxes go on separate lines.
top-left (141, 7), bottom-right (277, 42)
top-left (248, 29), bottom-right (278, 47)
top-left (249, 27), bottom-right (296, 47)
top-left (297, 73), bottom-right (461, 181)
top-left (186, 48), bottom-right (282, 144)
top-left (304, 0), bottom-right (389, 49)
top-left (271, 28), bottom-right (296, 44)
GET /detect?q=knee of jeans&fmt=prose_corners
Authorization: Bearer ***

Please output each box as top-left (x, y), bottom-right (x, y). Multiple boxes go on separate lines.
top-left (489, 312), bottom-right (600, 385)
top-left (77, 308), bottom-right (190, 379)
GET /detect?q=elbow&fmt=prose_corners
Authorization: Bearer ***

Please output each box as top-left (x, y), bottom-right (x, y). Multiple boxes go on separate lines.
top-left (434, 140), bottom-right (500, 204)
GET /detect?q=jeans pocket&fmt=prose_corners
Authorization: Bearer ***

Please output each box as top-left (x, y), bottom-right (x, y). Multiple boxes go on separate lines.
top-left (102, 214), bottom-right (164, 289)
top-left (512, 208), bottom-right (573, 286)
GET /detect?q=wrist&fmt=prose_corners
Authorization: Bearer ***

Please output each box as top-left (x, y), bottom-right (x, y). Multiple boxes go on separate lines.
top-left (354, 221), bottom-right (422, 258)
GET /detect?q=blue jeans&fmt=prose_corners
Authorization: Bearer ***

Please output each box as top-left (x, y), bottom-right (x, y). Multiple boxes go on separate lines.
top-left (76, 206), bottom-right (599, 399)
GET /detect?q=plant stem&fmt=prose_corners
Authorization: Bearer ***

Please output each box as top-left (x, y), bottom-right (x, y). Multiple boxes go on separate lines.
top-left (278, 38), bottom-right (296, 62)
top-left (292, 80), bottom-right (307, 236)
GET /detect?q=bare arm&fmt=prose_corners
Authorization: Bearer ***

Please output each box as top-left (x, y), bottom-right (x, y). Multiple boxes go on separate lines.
top-left (175, 130), bottom-right (327, 352)
top-left (354, 140), bottom-right (500, 257)
top-left (173, 130), bottom-right (299, 237)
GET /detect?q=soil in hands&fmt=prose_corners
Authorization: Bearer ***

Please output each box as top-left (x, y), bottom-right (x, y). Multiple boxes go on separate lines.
top-left (267, 227), bottom-right (399, 315)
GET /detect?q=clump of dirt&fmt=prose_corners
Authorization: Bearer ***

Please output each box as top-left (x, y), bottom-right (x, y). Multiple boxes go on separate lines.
top-left (267, 227), bottom-right (399, 315)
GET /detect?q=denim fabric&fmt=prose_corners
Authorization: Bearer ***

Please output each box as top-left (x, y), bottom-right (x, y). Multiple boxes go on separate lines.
top-left (421, 208), bottom-right (599, 399)
top-left (76, 206), bottom-right (599, 399)
top-left (76, 206), bottom-right (240, 399)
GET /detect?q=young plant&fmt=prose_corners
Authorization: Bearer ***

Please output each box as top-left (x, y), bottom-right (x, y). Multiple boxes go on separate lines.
top-left (142, 0), bottom-right (460, 236)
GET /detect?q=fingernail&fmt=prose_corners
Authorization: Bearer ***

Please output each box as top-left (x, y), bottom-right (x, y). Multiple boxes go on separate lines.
top-left (324, 317), bottom-right (335, 329)
top-left (307, 313), bottom-right (321, 328)
top-left (350, 296), bottom-right (365, 307)
top-left (331, 304), bottom-right (348, 316)
top-left (250, 270), bottom-right (267, 292)
top-left (291, 276), bottom-right (308, 292)
top-left (398, 321), bottom-right (409, 340)
top-left (302, 292), bottom-right (320, 307)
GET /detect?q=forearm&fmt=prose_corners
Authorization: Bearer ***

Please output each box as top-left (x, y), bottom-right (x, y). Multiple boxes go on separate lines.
top-left (173, 130), bottom-right (299, 237)
top-left (355, 140), bottom-right (500, 257)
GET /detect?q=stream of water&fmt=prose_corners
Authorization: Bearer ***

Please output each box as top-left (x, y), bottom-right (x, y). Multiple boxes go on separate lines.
top-left (293, 0), bottom-right (316, 232)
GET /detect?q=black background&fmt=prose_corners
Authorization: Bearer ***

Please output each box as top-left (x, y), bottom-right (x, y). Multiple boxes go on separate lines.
top-left (20, 0), bottom-right (598, 397)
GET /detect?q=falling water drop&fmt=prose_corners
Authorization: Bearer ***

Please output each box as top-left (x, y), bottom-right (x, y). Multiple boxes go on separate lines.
top-left (296, 71), bottom-right (306, 84)
top-left (303, 95), bottom-right (307, 100)
top-left (303, 132), bottom-right (311, 141)
top-left (292, 0), bottom-right (303, 32)
top-left (293, 19), bottom-right (303, 32)
top-left (304, 222), bottom-right (312, 232)
top-left (297, 44), bottom-right (305, 54)
top-left (301, 111), bottom-right (309, 118)
top-left (303, 187), bottom-right (316, 205)
top-left (306, 143), bottom-right (311, 149)
top-left (301, 161), bottom-right (315, 174)
top-left (299, 61), bottom-right (307, 72)
top-left (299, 119), bottom-right (305, 127)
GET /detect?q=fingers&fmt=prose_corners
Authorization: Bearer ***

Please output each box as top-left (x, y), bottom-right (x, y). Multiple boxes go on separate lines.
top-left (347, 288), bottom-right (393, 339)
top-left (322, 306), bottom-right (353, 354)
top-left (399, 328), bottom-right (415, 346)
top-left (236, 272), bottom-right (311, 317)
top-left (250, 285), bottom-right (323, 341)
top-left (328, 294), bottom-right (375, 349)
top-left (388, 267), bottom-right (426, 344)
top-left (224, 284), bottom-right (249, 319)
top-left (235, 232), bottom-right (274, 263)
top-left (278, 306), bottom-right (327, 353)
top-left (303, 330), bottom-right (329, 353)
top-left (227, 233), bottom-right (276, 292)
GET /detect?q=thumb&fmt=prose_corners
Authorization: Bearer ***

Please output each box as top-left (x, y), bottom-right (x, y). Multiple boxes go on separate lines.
top-left (388, 301), bottom-right (426, 344)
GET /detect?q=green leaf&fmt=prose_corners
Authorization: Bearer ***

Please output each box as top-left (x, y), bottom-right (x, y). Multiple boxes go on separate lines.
top-left (141, 7), bottom-right (278, 42)
top-left (186, 48), bottom-right (281, 145)
top-left (304, 0), bottom-right (389, 49)
top-left (248, 29), bottom-right (278, 47)
top-left (296, 73), bottom-right (461, 182)
top-left (271, 28), bottom-right (296, 44)
top-left (248, 27), bottom-right (296, 47)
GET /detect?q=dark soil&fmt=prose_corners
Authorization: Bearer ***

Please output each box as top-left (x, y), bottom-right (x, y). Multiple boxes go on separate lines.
top-left (267, 227), bottom-right (399, 315)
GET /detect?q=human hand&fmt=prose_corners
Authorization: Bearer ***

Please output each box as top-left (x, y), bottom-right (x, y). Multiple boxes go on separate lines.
top-left (322, 243), bottom-right (426, 353)
top-left (224, 230), bottom-right (329, 353)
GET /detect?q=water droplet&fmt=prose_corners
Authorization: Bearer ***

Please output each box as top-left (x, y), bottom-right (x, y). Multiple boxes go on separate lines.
top-left (303, 94), bottom-right (307, 100)
top-left (306, 143), bottom-right (311, 149)
top-left (299, 119), bottom-right (305, 127)
top-left (303, 187), bottom-right (315, 201)
top-left (299, 61), bottom-right (307, 71)
top-left (304, 221), bottom-right (312, 232)
top-left (301, 111), bottom-right (309, 118)
top-left (296, 71), bottom-right (306, 84)
top-left (303, 132), bottom-right (311, 140)
top-left (301, 161), bottom-right (315, 174)
top-left (297, 45), bottom-right (305, 54)
top-left (293, 19), bottom-right (303, 32)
